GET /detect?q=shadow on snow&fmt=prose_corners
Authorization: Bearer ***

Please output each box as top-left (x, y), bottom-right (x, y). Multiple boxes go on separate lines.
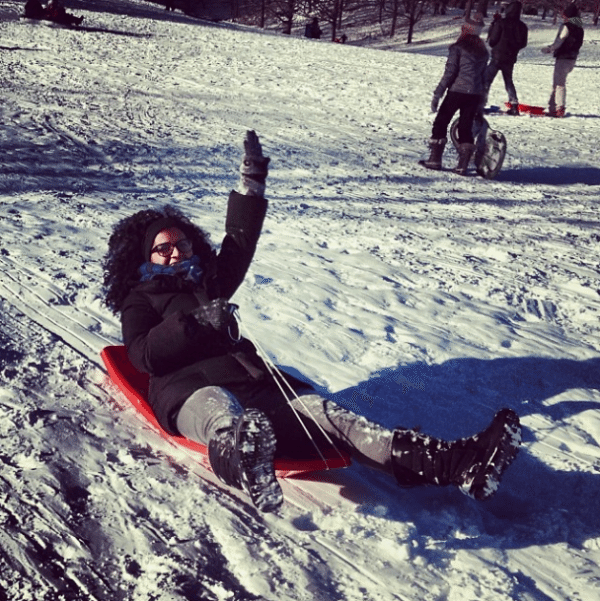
top-left (498, 165), bottom-right (600, 185)
top-left (285, 354), bottom-right (600, 550)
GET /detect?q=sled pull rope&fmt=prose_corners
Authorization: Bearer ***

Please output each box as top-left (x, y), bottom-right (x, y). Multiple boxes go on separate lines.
top-left (235, 311), bottom-right (347, 468)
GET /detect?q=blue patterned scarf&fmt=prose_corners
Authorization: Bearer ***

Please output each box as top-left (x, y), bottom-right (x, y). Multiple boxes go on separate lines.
top-left (138, 255), bottom-right (204, 283)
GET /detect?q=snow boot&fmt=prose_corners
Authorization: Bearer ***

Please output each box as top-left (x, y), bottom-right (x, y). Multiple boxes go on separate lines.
top-left (506, 103), bottom-right (520, 116)
top-left (208, 408), bottom-right (283, 512)
top-left (391, 408), bottom-right (521, 500)
top-left (454, 143), bottom-right (476, 175)
top-left (547, 106), bottom-right (565, 118)
top-left (419, 138), bottom-right (447, 170)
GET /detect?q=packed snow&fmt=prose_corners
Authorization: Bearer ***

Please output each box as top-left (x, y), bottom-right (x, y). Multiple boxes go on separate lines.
top-left (1, 1), bottom-right (600, 599)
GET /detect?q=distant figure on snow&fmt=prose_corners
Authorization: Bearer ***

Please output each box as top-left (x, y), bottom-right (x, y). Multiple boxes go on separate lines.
top-left (45, 0), bottom-right (83, 26)
top-left (485, 1), bottom-right (528, 115)
top-left (420, 14), bottom-right (489, 175)
top-left (103, 130), bottom-right (522, 513)
top-left (541, 2), bottom-right (584, 117)
top-left (24, 0), bottom-right (46, 20)
top-left (305, 17), bottom-right (322, 40)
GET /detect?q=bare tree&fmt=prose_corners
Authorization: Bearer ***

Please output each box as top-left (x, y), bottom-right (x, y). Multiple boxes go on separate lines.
top-left (464, 0), bottom-right (473, 19)
top-left (397, 0), bottom-right (429, 43)
top-left (321, 0), bottom-right (344, 40)
top-left (311, 0), bottom-right (362, 41)
top-left (379, 0), bottom-right (387, 22)
top-left (268, 0), bottom-right (305, 33)
top-left (234, 0), bottom-right (270, 25)
top-left (389, 0), bottom-right (402, 36)
top-left (259, 0), bottom-right (268, 27)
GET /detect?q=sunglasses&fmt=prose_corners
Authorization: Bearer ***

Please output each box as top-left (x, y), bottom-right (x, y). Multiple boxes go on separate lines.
top-left (151, 239), bottom-right (193, 257)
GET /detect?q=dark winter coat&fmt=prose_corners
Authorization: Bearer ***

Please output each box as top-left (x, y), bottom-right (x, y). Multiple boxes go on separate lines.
top-left (487, 2), bottom-right (528, 65)
top-left (554, 21), bottom-right (584, 60)
top-left (305, 19), bottom-right (322, 40)
top-left (24, 0), bottom-right (45, 19)
top-left (121, 191), bottom-right (307, 435)
top-left (434, 34), bottom-right (489, 98)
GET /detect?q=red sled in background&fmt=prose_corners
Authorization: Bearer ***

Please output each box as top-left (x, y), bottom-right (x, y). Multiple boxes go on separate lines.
top-left (485, 103), bottom-right (547, 116)
top-left (505, 102), bottom-right (546, 115)
top-left (101, 345), bottom-right (351, 478)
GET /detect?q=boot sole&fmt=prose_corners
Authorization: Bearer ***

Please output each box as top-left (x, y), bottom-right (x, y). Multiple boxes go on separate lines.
top-left (460, 408), bottom-right (522, 501)
top-left (418, 159), bottom-right (442, 170)
top-left (236, 409), bottom-right (283, 513)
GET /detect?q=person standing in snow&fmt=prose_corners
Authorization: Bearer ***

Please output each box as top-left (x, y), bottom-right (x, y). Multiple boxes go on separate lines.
top-left (420, 13), bottom-right (489, 175)
top-left (485, 1), bottom-right (528, 115)
top-left (541, 3), bottom-right (584, 117)
top-left (24, 0), bottom-right (46, 20)
top-left (103, 131), bottom-right (521, 513)
top-left (45, 0), bottom-right (83, 26)
top-left (305, 17), bottom-right (322, 40)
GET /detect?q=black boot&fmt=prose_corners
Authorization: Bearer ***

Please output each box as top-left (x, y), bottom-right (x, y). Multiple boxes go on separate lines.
top-left (419, 138), bottom-right (447, 170)
top-left (391, 408), bottom-right (521, 500)
top-left (455, 143), bottom-right (475, 175)
top-left (208, 408), bottom-right (283, 512)
top-left (506, 103), bottom-right (520, 116)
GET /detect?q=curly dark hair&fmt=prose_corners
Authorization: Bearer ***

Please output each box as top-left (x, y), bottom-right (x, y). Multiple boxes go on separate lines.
top-left (103, 205), bottom-right (214, 314)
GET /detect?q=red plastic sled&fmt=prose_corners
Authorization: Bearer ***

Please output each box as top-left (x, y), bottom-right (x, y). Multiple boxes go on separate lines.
top-left (505, 102), bottom-right (545, 115)
top-left (100, 346), bottom-right (351, 478)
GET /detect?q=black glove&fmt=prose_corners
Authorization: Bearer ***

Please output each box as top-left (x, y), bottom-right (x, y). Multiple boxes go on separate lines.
top-left (191, 298), bottom-right (238, 335)
top-left (240, 130), bottom-right (270, 197)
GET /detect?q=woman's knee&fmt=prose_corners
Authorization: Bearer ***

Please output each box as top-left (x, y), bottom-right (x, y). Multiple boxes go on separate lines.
top-left (176, 386), bottom-right (243, 443)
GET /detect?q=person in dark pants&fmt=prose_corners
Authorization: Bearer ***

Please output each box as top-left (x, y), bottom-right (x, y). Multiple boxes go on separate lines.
top-left (104, 131), bottom-right (522, 512)
top-left (24, 0), bottom-right (46, 19)
top-left (420, 14), bottom-right (489, 175)
top-left (485, 1), bottom-right (528, 115)
top-left (305, 17), bottom-right (322, 39)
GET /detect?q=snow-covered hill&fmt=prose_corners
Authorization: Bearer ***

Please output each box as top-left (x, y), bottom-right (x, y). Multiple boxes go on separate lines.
top-left (1, 1), bottom-right (600, 599)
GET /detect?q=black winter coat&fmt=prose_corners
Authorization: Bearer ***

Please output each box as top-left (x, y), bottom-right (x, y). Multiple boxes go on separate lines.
top-left (554, 22), bottom-right (584, 60)
top-left (488, 2), bottom-right (528, 65)
top-left (121, 191), bottom-right (306, 435)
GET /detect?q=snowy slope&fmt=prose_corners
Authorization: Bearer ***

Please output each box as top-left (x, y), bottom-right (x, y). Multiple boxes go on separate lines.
top-left (1, 1), bottom-right (600, 599)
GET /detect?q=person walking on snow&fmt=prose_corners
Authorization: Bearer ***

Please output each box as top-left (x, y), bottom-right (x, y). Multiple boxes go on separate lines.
top-left (420, 14), bottom-right (489, 175)
top-left (104, 131), bottom-right (522, 513)
top-left (541, 3), bottom-right (584, 118)
top-left (485, 1), bottom-right (528, 116)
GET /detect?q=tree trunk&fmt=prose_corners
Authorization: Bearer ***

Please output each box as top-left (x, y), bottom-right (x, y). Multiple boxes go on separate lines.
top-left (337, 0), bottom-right (344, 30)
top-left (260, 0), bottom-right (267, 28)
top-left (407, 16), bottom-right (415, 43)
top-left (390, 0), bottom-right (400, 37)
top-left (464, 0), bottom-right (473, 19)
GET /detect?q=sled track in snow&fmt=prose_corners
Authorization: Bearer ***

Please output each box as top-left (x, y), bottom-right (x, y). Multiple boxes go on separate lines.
top-left (0, 302), bottom-right (410, 600)
top-left (0, 294), bottom-right (420, 600)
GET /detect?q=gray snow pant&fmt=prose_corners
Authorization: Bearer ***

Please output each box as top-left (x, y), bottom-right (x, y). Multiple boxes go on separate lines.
top-left (549, 58), bottom-right (576, 111)
top-left (175, 386), bottom-right (393, 473)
